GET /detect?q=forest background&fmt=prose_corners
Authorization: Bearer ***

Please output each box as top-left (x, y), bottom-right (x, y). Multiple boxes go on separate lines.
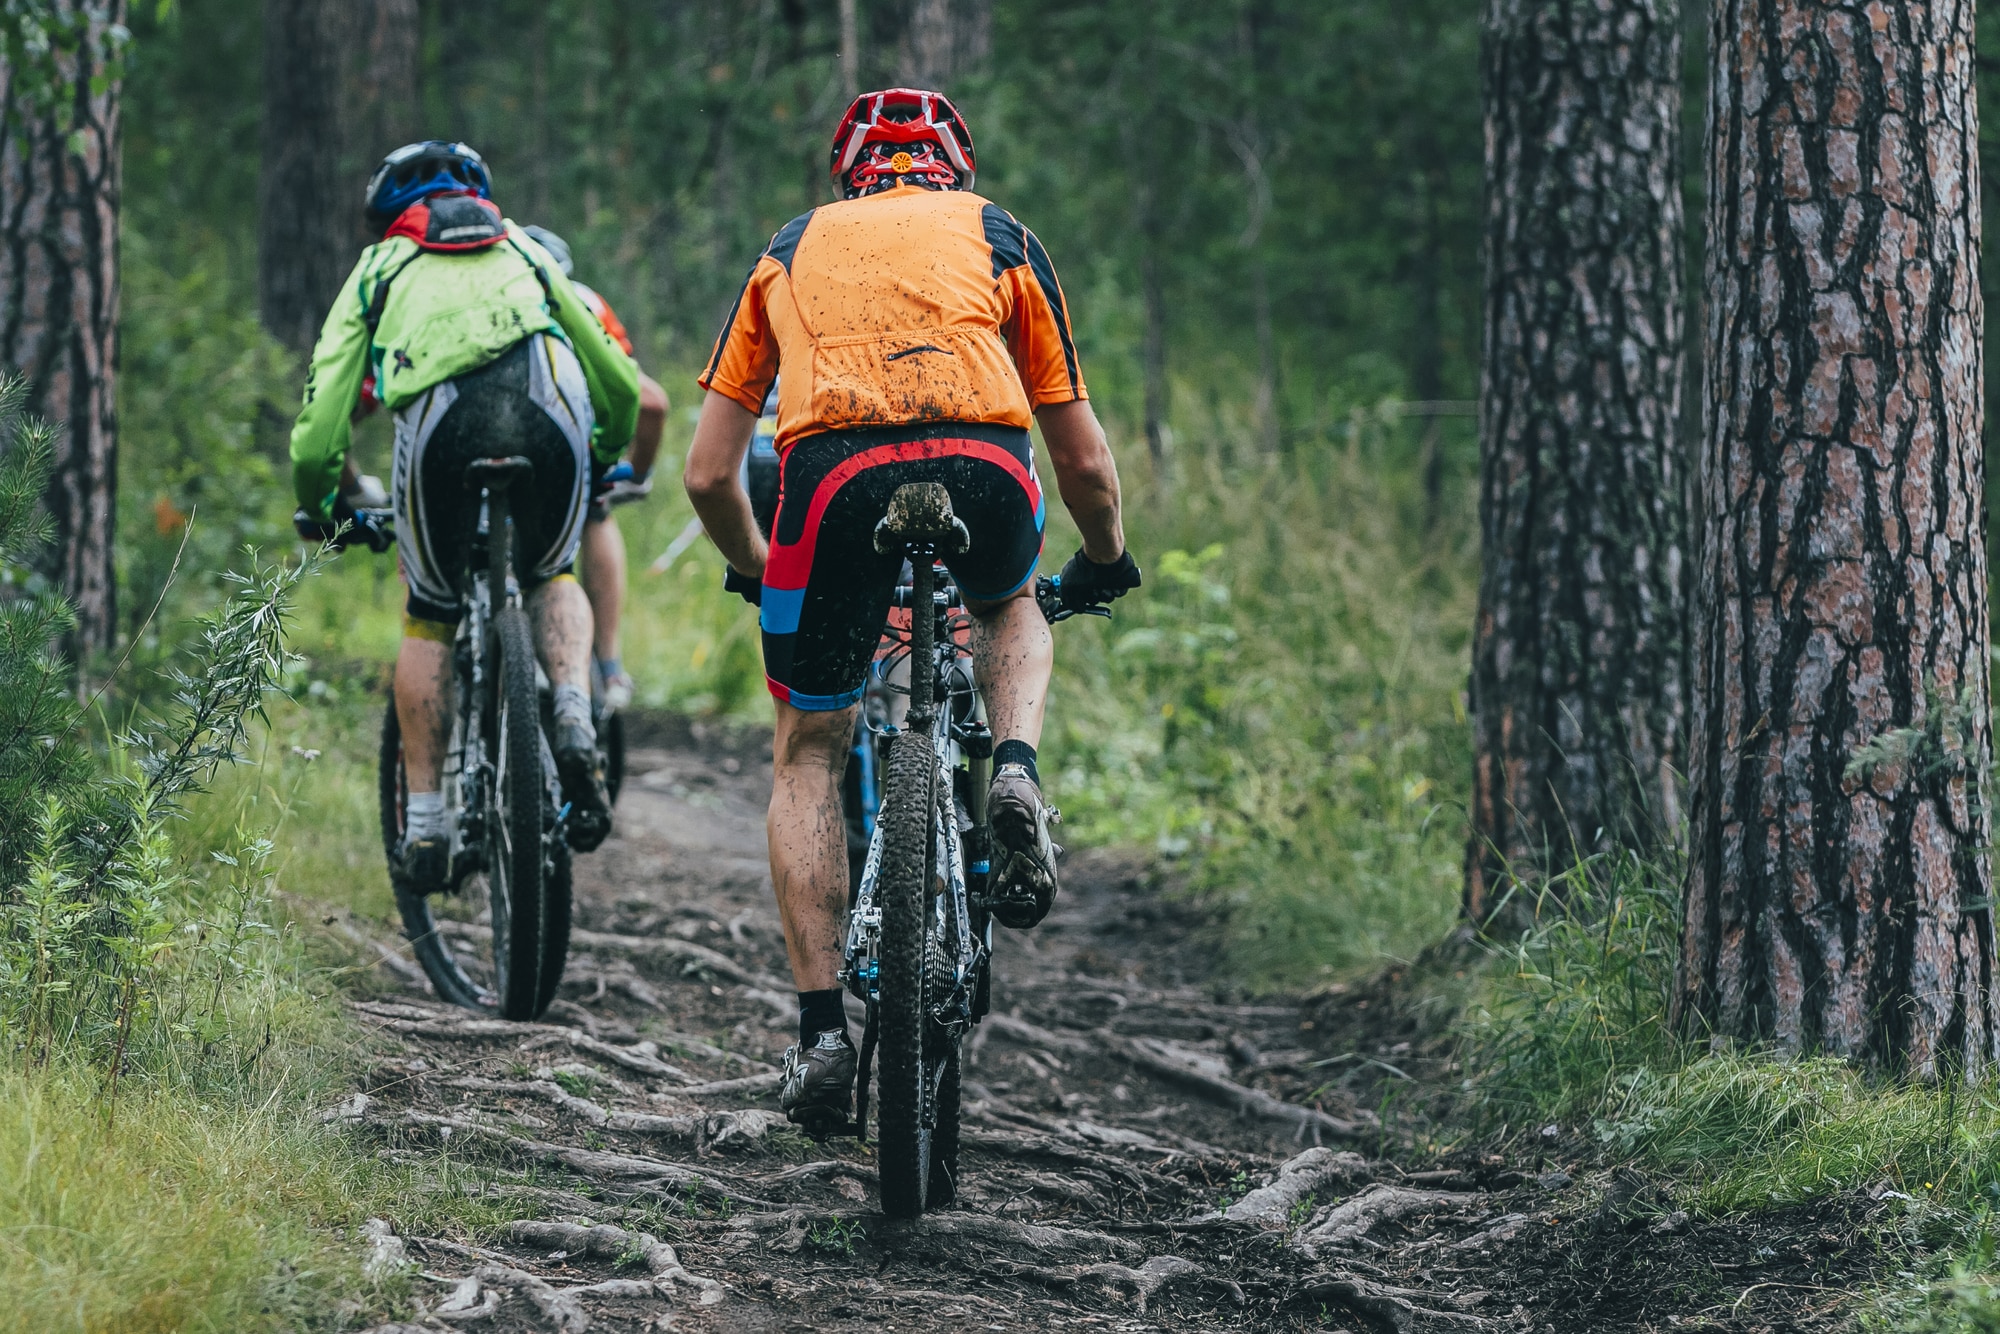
top-left (120, 0), bottom-right (1496, 985)
top-left (17, 0), bottom-right (2000, 1326)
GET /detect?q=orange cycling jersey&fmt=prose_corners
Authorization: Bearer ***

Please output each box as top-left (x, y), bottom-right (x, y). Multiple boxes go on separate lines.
top-left (698, 183), bottom-right (1086, 454)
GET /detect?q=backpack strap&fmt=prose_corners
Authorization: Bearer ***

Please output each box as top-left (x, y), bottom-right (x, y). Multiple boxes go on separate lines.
top-left (503, 235), bottom-right (560, 314)
top-left (362, 250), bottom-right (425, 337)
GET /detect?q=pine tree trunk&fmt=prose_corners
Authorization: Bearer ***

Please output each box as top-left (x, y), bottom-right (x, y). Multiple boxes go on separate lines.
top-left (1677, 0), bottom-right (1994, 1078)
top-left (260, 0), bottom-right (350, 357)
top-left (0, 0), bottom-right (125, 656)
top-left (1466, 0), bottom-right (1690, 923)
top-left (900, 0), bottom-right (989, 91)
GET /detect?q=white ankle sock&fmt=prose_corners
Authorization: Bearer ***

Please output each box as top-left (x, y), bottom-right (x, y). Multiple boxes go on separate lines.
top-left (405, 790), bottom-right (447, 841)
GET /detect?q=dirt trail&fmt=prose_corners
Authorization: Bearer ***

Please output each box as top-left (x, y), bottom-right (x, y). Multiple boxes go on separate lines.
top-left (343, 717), bottom-right (1892, 1333)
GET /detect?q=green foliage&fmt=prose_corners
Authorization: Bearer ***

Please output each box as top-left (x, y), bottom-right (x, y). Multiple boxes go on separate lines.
top-left (1044, 424), bottom-right (1474, 985)
top-left (117, 228), bottom-right (294, 646)
top-left (1462, 850), bottom-right (1684, 1124)
top-left (0, 1063), bottom-right (370, 1334)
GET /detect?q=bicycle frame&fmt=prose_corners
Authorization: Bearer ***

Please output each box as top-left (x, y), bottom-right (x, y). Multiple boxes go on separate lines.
top-left (841, 564), bottom-right (991, 1037)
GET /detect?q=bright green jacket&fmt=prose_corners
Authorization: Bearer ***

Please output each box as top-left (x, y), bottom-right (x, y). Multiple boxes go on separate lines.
top-left (289, 222), bottom-right (641, 519)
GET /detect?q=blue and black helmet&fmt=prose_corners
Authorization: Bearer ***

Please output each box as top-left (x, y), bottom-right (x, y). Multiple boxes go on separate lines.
top-left (365, 141), bottom-right (492, 229)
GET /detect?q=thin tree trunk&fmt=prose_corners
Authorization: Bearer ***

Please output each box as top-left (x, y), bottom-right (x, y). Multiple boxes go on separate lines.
top-left (1677, 0), bottom-right (1994, 1078)
top-left (348, 0), bottom-right (420, 247)
top-left (0, 0), bottom-right (124, 656)
top-left (1466, 0), bottom-right (1688, 924)
top-left (260, 0), bottom-right (350, 357)
top-left (839, 0), bottom-right (858, 102)
top-left (1140, 239), bottom-right (1169, 474)
top-left (900, 0), bottom-right (989, 91)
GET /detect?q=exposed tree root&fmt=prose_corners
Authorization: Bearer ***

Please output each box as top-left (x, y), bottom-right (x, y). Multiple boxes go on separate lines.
top-left (506, 1219), bottom-right (726, 1305)
top-left (984, 998), bottom-right (1352, 1159)
top-left (1198, 1147), bottom-right (1374, 1225)
top-left (873, 1211), bottom-right (1145, 1262)
top-left (993, 1254), bottom-right (1206, 1314)
top-left (1295, 1270), bottom-right (1494, 1331)
top-left (1103, 1032), bottom-right (1376, 1141)
top-left (439, 1077), bottom-right (785, 1149)
top-left (361, 1218), bottom-right (413, 1281)
top-left (351, 1004), bottom-right (695, 1081)
top-left (959, 1126), bottom-right (1179, 1196)
top-left (679, 1072), bottom-right (779, 1097)
top-left (469, 1264), bottom-right (591, 1333)
top-left (452, 920), bottom-right (789, 990)
top-left (395, 1110), bottom-right (775, 1205)
top-left (1296, 1185), bottom-right (1481, 1256)
top-left (431, 1274), bottom-right (503, 1321)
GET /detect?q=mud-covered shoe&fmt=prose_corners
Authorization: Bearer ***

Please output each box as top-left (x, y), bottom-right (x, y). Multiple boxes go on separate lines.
top-left (396, 836), bottom-right (449, 895)
top-left (780, 1029), bottom-right (857, 1133)
top-left (554, 717), bottom-right (613, 852)
top-left (988, 763), bottom-right (1061, 929)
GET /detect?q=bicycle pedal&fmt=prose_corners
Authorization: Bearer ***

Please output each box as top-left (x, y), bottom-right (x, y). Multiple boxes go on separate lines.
top-left (789, 1109), bottom-right (865, 1140)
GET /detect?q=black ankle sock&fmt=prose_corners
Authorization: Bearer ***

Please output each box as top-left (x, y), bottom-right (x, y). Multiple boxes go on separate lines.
top-left (798, 989), bottom-right (848, 1045)
top-left (994, 739), bottom-right (1039, 786)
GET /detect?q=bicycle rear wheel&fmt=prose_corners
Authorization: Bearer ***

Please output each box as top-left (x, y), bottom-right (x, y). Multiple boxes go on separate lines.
top-left (378, 698), bottom-right (489, 1010)
top-left (489, 604), bottom-right (557, 1019)
top-left (876, 725), bottom-right (942, 1218)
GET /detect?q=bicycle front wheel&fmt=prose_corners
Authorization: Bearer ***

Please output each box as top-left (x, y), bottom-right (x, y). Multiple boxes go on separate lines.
top-left (489, 605), bottom-right (556, 1020)
top-left (875, 726), bottom-right (944, 1218)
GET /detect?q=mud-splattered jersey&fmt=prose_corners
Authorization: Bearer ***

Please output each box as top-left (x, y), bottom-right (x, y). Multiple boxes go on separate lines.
top-left (697, 184), bottom-right (1086, 455)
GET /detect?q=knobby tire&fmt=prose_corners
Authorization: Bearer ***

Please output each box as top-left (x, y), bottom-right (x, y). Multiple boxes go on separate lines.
top-left (876, 724), bottom-right (939, 1218)
top-left (491, 604), bottom-right (556, 1020)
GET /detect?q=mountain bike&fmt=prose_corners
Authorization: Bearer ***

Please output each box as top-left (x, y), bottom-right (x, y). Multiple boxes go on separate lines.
top-left (348, 456), bottom-right (588, 1021)
top-left (838, 482), bottom-right (1108, 1218)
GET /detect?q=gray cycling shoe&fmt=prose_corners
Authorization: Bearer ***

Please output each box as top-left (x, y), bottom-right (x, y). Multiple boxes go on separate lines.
top-left (553, 717), bottom-right (613, 852)
top-left (988, 764), bottom-right (1061, 929)
top-left (396, 836), bottom-right (450, 895)
top-left (781, 1029), bottom-right (857, 1133)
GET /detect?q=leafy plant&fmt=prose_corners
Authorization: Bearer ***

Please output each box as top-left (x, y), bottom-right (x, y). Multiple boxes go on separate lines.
top-left (806, 1215), bottom-right (860, 1256)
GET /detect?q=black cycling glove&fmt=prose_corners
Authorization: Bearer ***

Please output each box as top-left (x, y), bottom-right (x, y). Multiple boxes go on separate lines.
top-left (723, 566), bottom-right (763, 607)
top-left (1057, 547), bottom-right (1141, 613)
top-left (293, 497), bottom-right (392, 552)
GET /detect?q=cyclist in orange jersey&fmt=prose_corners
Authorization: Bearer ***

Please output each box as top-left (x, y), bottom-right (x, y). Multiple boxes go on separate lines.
top-left (683, 89), bottom-right (1138, 1129)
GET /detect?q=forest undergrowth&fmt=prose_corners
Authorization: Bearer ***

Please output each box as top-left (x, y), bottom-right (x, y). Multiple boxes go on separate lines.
top-left (100, 338), bottom-right (2000, 1325)
top-left (34, 236), bottom-right (1993, 1329)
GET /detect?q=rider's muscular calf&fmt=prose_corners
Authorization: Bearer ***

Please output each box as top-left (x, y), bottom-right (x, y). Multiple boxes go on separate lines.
top-left (686, 393), bottom-right (848, 989)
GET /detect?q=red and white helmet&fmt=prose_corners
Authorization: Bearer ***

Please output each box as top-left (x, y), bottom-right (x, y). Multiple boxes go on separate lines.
top-left (829, 88), bottom-right (976, 197)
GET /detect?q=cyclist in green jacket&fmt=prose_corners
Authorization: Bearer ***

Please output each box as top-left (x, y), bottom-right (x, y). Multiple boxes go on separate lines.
top-left (291, 141), bottom-right (641, 890)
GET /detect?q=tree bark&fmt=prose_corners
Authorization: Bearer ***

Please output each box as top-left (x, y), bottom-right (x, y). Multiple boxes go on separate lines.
top-left (349, 0), bottom-right (420, 162)
top-left (1466, 0), bottom-right (1688, 923)
top-left (260, 0), bottom-right (350, 357)
top-left (1677, 0), bottom-right (1994, 1078)
top-left (0, 0), bottom-right (124, 656)
top-left (900, 0), bottom-right (989, 92)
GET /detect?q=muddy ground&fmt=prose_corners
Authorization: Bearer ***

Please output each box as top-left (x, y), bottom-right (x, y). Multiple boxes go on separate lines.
top-left (340, 714), bottom-right (1903, 1333)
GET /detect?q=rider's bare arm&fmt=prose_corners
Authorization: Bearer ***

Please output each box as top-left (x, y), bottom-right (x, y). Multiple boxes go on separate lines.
top-left (1036, 399), bottom-right (1125, 565)
top-left (683, 390), bottom-right (767, 578)
top-left (631, 373), bottom-right (670, 477)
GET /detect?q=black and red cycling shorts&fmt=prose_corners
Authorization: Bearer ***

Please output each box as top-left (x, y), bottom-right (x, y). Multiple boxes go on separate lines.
top-left (761, 423), bottom-right (1045, 711)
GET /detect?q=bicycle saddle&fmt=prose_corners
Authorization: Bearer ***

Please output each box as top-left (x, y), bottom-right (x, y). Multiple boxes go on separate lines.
top-left (873, 482), bottom-right (970, 556)
top-left (463, 455), bottom-right (535, 493)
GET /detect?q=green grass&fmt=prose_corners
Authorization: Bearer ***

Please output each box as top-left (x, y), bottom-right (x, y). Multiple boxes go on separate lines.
top-left (0, 1065), bottom-right (373, 1334)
